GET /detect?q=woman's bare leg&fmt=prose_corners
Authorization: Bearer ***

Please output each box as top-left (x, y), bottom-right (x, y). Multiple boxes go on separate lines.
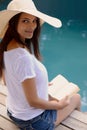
top-left (55, 94), bottom-right (81, 126)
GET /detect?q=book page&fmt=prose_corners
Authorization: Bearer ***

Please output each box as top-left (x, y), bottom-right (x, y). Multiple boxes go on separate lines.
top-left (48, 74), bottom-right (69, 95)
top-left (48, 74), bottom-right (80, 100)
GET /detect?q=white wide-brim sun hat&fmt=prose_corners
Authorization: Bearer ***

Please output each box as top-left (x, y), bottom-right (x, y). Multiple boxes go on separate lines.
top-left (0, 0), bottom-right (62, 38)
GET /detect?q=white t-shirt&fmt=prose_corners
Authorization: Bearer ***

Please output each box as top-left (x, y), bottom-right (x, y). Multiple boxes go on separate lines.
top-left (4, 48), bottom-right (49, 120)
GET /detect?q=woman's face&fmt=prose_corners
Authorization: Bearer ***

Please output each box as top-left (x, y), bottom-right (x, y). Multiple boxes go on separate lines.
top-left (17, 13), bottom-right (37, 41)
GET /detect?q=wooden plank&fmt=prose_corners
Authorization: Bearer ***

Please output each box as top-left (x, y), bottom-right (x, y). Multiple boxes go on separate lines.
top-left (0, 104), bottom-right (10, 121)
top-left (70, 110), bottom-right (87, 124)
top-left (0, 93), bottom-right (6, 105)
top-left (0, 84), bottom-right (7, 96)
top-left (55, 124), bottom-right (72, 130)
top-left (0, 116), bottom-right (19, 130)
top-left (62, 116), bottom-right (87, 130)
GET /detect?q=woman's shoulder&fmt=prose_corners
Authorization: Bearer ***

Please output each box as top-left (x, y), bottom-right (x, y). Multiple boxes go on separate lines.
top-left (4, 48), bottom-right (31, 61)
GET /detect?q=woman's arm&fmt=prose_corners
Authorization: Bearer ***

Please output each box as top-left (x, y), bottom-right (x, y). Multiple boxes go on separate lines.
top-left (22, 78), bottom-right (70, 110)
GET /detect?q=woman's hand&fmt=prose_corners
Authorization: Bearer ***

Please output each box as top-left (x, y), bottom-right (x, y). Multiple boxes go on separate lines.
top-left (49, 94), bottom-right (59, 102)
top-left (58, 96), bottom-right (70, 109)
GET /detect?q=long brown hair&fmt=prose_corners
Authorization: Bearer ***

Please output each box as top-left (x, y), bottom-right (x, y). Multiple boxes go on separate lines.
top-left (0, 12), bottom-right (41, 78)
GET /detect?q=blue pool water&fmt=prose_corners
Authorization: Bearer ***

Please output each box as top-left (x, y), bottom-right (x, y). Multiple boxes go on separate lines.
top-left (40, 19), bottom-right (87, 112)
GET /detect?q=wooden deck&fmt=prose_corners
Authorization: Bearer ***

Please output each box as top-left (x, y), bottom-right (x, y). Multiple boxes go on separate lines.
top-left (0, 83), bottom-right (87, 130)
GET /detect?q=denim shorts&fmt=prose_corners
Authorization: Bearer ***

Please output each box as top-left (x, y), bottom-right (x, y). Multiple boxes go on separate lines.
top-left (7, 110), bottom-right (57, 130)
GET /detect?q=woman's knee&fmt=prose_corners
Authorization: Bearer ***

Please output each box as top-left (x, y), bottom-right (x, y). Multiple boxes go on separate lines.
top-left (71, 94), bottom-right (81, 110)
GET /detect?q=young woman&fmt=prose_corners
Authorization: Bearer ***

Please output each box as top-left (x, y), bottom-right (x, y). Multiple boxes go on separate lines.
top-left (0, 0), bottom-right (81, 130)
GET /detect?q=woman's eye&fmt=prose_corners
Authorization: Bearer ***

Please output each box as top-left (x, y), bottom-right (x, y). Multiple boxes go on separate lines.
top-left (21, 19), bottom-right (37, 23)
top-left (22, 20), bottom-right (29, 23)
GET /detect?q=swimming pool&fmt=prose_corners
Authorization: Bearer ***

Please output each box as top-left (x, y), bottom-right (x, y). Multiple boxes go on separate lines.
top-left (40, 19), bottom-right (87, 112)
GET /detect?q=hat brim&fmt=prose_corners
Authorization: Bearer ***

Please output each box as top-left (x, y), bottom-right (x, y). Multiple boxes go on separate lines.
top-left (0, 9), bottom-right (62, 38)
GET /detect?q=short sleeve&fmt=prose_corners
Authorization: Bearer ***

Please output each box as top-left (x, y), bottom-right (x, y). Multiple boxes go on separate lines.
top-left (14, 54), bottom-right (36, 82)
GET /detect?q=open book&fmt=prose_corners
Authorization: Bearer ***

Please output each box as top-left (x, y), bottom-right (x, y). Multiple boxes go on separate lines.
top-left (48, 74), bottom-right (80, 100)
